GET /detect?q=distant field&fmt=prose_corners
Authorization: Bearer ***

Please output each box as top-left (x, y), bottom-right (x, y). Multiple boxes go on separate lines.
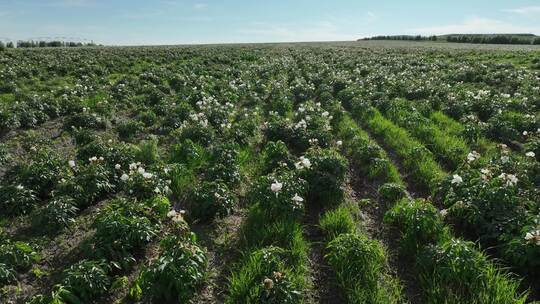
top-left (0, 41), bottom-right (539, 303)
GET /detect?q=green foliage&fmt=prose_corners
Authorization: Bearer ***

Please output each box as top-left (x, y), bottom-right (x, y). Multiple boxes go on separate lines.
top-left (187, 181), bottom-right (237, 222)
top-left (169, 139), bottom-right (205, 168)
top-left (249, 169), bottom-right (308, 221)
top-left (378, 183), bottom-right (407, 205)
top-left (262, 140), bottom-right (291, 174)
top-left (326, 233), bottom-right (405, 304)
top-left (227, 246), bottom-right (302, 304)
top-left (0, 183), bottom-right (38, 217)
top-left (31, 196), bottom-right (79, 232)
top-left (0, 263), bottom-right (17, 286)
top-left (60, 259), bottom-right (111, 303)
top-left (117, 120), bottom-right (145, 141)
top-left (384, 198), bottom-right (450, 257)
top-left (300, 148), bottom-right (348, 205)
top-left (336, 114), bottom-right (402, 184)
top-left (240, 206), bottom-right (308, 265)
top-left (417, 239), bottom-right (528, 304)
top-left (137, 233), bottom-right (207, 303)
top-left (0, 240), bottom-right (38, 270)
top-left (319, 206), bottom-right (355, 240)
top-left (356, 107), bottom-right (445, 191)
top-left (89, 198), bottom-right (161, 269)
top-left (135, 137), bottom-right (160, 165)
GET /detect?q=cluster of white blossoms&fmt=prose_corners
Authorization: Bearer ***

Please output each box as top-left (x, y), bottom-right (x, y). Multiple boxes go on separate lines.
top-left (524, 230), bottom-right (540, 246)
top-left (466, 151), bottom-right (480, 163)
top-left (119, 162), bottom-right (154, 181)
top-left (498, 173), bottom-right (518, 187)
top-left (186, 112), bottom-right (209, 128)
top-left (88, 156), bottom-right (104, 163)
top-left (525, 151), bottom-right (535, 158)
top-left (167, 209), bottom-right (186, 223)
top-left (294, 156), bottom-right (311, 170)
top-left (451, 174), bottom-right (463, 185)
top-left (480, 168), bottom-right (491, 180)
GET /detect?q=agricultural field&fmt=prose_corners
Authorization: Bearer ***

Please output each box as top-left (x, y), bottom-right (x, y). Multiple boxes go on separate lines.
top-left (0, 40), bottom-right (539, 303)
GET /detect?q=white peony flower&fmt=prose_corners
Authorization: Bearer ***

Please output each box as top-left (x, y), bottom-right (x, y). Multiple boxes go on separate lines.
top-left (451, 174), bottom-right (463, 185)
top-left (291, 193), bottom-right (304, 202)
top-left (301, 157), bottom-right (311, 169)
top-left (271, 181), bottom-right (283, 193)
top-left (115, 164), bottom-right (121, 170)
top-left (524, 230), bottom-right (540, 246)
top-left (142, 172), bottom-right (153, 179)
top-left (68, 160), bottom-right (76, 167)
top-left (525, 151), bottom-right (535, 158)
top-left (336, 140), bottom-right (343, 146)
top-left (120, 173), bottom-right (129, 181)
top-left (138, 167), bottom-right (145, 174)
top-left (466, 151), bottom-right (480, 163)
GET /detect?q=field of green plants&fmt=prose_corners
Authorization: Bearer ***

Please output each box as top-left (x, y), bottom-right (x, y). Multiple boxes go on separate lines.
top-left (0, 41), bottom-right (539, 303)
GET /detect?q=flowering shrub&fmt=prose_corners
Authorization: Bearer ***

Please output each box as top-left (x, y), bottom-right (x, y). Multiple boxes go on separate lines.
top-left (137, 233), bottom-right (207, 303)
top-left (6, 148), bottom-right (65, 198)
top-left (227, 246), bottom-right (301, 304)
top-left (122, 163), bottom-right (170, 199)
top-left (187, 181), bottom-right (237, 222)
top-left (64, 111), bottom-right (107, 131)
top-left (206, 143), bottom-right (241, 187)
top-left (262, 140), bottom-right (292, 174)
top-left (437, 150), bottom-right (540, 270)
top-left (0, 183), bottom-right (38, 216)
top-left (299, 148), bottom-right (347, 205)
top-left (249, 170), bottom-right (307, 221)
top-left (56, 161), bottom-right (114, 208)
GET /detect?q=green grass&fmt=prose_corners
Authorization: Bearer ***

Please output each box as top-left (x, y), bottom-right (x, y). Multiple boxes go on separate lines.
top-left (337, 113), bottom-right (403, 184)
top-left (358, 107), bottom-right (446, 192)
top-left (325, 233), bottom-right (406, 304)
top-left (319, 206), bottom-right (355, 240)
top-left (382, 99), bottom-right (469, 170)
top-left (385, 198), bottom-right (529, 304)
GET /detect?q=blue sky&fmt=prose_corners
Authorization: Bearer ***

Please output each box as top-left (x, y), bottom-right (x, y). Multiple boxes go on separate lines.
top-left (1, 0), bottom-right (540, 45)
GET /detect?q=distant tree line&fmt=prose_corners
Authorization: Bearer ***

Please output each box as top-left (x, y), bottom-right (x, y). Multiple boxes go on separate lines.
top-left (361, 35), bottom-right (438, 41)
top-left (445, 35), bottom-right (540, 45)
top-left (0, 41), bottom-right (15, 50)
top-left (14, 40), bottom-right (98, 48)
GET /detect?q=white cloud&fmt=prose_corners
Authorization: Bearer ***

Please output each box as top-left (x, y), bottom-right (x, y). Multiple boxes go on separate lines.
top-left (501, 6), bottom-right (540, 16)
top-left (410, 16), bottom-right (540, 35)
top-left (194, 3), bottom-right (208, 10)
